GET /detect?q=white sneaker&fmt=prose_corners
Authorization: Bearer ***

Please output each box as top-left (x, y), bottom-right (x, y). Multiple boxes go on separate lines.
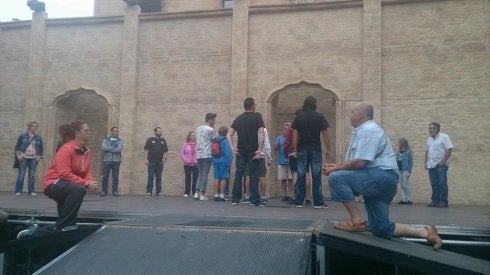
top-left (29, 192), bottom-right (37, 196)
top-left (199, 195), bottom-right (209, 201)
top-left (193, 192), bottom-right (199, 200)
top-left (183, 194), bottom-right (188, 198)
top-left (15, 192), bottom-right (21, 196)
top-left (17, 224), bottom-right (38, 240)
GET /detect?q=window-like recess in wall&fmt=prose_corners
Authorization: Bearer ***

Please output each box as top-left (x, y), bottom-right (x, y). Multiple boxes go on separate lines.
top-left (140, 0), bottom-right (162, 13)
top-left (224, 0), bottom-right (233, 9)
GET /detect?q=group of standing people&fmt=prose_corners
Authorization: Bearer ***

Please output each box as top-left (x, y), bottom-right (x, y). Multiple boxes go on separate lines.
top-left (13, 99), bottom-right (452, 251)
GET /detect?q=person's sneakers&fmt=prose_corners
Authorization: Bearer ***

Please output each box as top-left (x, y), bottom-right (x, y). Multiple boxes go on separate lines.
top-left (406, 201), bottom-right (413, 205)
top-left (314, 204), bottom-right (328, 209)
top-left (146, 193), bottom-right (151, 198)
top-left (398, 201), bottom-right (406, 205)
top-left (17, 224), bottom-right (38, 240)
top-left (199, 195), bottom-right (209, 201)
top-left (218, 196), bottom-right (227, 202)
top-left (193, 192), bottom-right (200, 200)
top-left (61, 225), bottom-right (79, 232)
top-left (295, 205), bottom-right (303, 208)
top-left (29, 192), bottom-right (37, 196)
top-left (156, 193), bottom-right (163, 197)
top-left (305, 200), bottom-right (312, 206)
top-left (100, 192), bottom-right (107, 197)
top-left (15, 192), bottom-right (21, 196)
top-left (214, 196), bottom-right (220, 201)
top-left (242, 196), bottom-right (251, 204)
top-left (183, 194), bottom-right (189, 198)
top-left (231, 201), bottom-right (239, 206)
top-left (261, 197), bottom-right (268, 204)
top-left (250, 203), bottom-right (265, 207)
top-left (112, 192), bottom-right (119, 197)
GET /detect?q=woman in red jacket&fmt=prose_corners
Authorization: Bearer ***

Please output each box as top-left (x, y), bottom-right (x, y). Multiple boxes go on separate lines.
top-left (43, 121), bottom-right (99, 231)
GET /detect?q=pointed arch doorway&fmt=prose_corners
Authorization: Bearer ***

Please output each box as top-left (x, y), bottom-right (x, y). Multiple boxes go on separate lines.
top-left (266, 81), bottom-right (343, 199)
top-left (48, 88), bottom-right (115, 180)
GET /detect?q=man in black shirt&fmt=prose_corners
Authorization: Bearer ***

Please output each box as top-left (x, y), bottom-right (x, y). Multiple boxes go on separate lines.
top-left (292, 96), bottom-right (330, 208)
top-left (227, 97), bottom-right (265, 206)
top-left (144, 127), bottom-right (168, 197)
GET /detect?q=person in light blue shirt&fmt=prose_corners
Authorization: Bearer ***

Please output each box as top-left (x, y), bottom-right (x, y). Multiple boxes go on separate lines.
top-left (323, 103), bottom-right (442, 250)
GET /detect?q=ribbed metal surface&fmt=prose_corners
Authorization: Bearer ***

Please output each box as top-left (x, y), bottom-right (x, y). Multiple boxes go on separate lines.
top-left (36, 226), bottom-right (311, 275)
top-left (112, 214), bottom-right (320, 232)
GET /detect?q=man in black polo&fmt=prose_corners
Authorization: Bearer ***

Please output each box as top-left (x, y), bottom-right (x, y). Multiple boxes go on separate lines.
top-left (144, 127), bottom-right (168, 197)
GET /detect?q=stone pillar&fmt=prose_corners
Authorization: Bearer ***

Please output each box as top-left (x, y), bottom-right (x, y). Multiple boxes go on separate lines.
top-left (230, 0), bottom-right (250, 117)
top-left (25, 12), bottom-right (47, 124)
top-left (362, 0), bottom-right (382, 121)
top-left (119, 4), bottom-right (140, 194)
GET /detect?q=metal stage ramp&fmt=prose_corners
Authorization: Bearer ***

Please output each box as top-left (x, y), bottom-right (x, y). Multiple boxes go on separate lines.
top-left (34, 214), bottom-right (321, 275)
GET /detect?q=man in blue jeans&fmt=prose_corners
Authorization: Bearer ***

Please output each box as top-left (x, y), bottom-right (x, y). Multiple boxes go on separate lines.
top-left (227, 97), bottom-right (265, 207)
top-left (425, 122), bottom-right (453, 208)
top-left (291, 96), bottom-right (330, 208)
top-left (100, 127), bottom-right (124, 196)
top-left (323, 102), bottom-right (442, 250)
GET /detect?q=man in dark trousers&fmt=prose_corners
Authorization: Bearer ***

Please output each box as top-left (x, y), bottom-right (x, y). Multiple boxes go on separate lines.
top-left (227, 97), bottom-right (265, 207)
top-left (291, 96), bottom-right (330, 208)
top-left (100, 127), bottom-right (123, 196)
top-left (144, 127), bottom-right (168, 197)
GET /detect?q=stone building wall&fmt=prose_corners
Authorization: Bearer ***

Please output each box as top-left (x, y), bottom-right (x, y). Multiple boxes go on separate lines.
top-left (0, 0), bottom-right (488, 204)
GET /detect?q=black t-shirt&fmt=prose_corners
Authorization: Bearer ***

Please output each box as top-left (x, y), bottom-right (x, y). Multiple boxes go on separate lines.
top-left (291, 110), bottom-right (329, 151)
top-left (231, 112), bottom-right (265, 153)
top-left (144, 137), bottom-right (168, 162)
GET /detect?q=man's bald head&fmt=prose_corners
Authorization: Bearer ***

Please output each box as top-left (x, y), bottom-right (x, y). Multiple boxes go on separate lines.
top-left (350, 102), bottom-right (374, 127)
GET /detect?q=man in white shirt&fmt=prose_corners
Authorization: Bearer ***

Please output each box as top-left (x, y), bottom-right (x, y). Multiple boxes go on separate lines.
top-left (425, 122), bottom-right (453, 208)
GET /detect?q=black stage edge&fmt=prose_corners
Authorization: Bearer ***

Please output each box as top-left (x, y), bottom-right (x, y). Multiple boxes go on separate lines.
top-left (316, 223), bottom-right (490, 275)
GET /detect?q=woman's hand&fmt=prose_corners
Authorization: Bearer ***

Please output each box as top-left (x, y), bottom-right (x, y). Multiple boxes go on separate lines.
top-left (87, 180), bottom-right (100, 192)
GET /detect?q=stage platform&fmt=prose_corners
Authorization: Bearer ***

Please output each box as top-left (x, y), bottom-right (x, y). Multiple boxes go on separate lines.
top-left (1, 192), bottom-right (489, 274)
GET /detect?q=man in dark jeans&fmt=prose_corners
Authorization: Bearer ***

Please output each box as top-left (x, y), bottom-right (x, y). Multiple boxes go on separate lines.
top-left (100, 127), bottom-right (123, 196)
top-left (144, 127), bottom-right (168, 197)
top-left (292, 96), bottom-right (330, 208)
top-left (227, 97), bottom-right (265, 207)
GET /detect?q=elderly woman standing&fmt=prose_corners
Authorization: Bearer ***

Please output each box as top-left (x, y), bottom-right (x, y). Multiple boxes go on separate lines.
top-left (42, 121), bottom-right (99, 232)
top-left (180, 131), bottom-right (198, 198)
top-left (14, 121), bottom-right (44, 196)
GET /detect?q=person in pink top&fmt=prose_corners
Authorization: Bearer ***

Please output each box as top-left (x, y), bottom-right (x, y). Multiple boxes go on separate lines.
top-left (42, 121), bottom-right (100, 232)
top-left (180, 131), bottom-right (198, 198)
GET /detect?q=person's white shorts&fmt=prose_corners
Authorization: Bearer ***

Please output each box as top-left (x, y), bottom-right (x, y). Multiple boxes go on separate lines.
top-left (277, 165), bottom-right (292, 180)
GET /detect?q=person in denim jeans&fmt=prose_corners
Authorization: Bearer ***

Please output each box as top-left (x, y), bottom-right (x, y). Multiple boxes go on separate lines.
top-left (100, 127), bottom-right (123, 197)
top-left (227, 97), bottom-right (265, 207)
top-left (291, 96), bottom-right (330, 208)
top-left (323, 103), bottom-right (442, 250)
top-left (14, 121), bottom-right (43, 196)
top-left (396, 138), bottom-right (413, 205)
top-left (425, 122), bottom-right (453, 208)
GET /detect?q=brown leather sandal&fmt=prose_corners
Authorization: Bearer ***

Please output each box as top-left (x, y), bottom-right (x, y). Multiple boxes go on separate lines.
top-left (425, 225), bottom-right (442, 250)
top-left (334, 219), bottom-right (367, 232)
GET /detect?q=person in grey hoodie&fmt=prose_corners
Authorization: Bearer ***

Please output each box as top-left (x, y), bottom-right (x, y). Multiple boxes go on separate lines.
top-left (100, 127), bottom-right (124, 196)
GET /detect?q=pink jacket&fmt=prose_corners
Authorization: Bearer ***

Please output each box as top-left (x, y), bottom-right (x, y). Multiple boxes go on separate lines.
top-left (180, 143), bottom-right (197, 166)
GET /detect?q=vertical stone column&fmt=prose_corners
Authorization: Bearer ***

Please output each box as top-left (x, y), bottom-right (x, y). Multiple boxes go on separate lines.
top-left (362, 0), bottom-right (382, 121)
top-left (118, 4), bottom-right (140, 194)
top-left (230, 0), bottom-right (250, 117)
top-left (25, 12), bottom-right (47, 124)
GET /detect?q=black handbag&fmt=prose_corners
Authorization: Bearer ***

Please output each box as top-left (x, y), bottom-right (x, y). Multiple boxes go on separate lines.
top-left (13, 155), bottom-right (19, 168)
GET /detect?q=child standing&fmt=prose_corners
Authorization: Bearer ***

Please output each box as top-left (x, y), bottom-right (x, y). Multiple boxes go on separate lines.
top-left (397, 138), bottom-right (413, 205)
top-left (212, 126), bottom-right (233, 201)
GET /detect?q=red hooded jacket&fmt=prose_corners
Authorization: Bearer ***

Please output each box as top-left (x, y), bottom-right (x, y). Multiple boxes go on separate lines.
top-left (42, 140), bottom-right (94, 191)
